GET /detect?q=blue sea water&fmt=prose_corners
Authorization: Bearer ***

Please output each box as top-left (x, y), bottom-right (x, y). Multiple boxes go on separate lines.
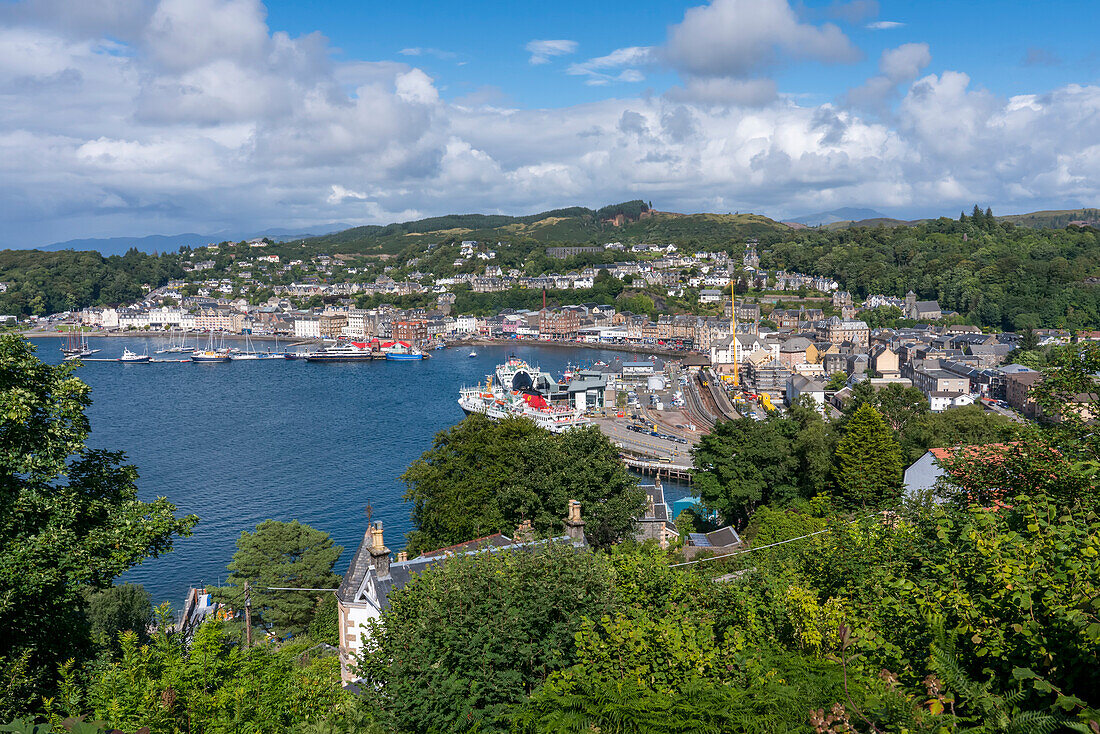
top-left (29, 336), bottom-right (692, 605)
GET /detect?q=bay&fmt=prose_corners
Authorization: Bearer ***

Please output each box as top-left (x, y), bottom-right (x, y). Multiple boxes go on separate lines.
top-left (28, 336), bottom-right (692, 605)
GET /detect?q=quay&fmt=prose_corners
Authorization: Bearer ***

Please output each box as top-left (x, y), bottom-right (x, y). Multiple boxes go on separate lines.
top-left (620, 454), bottom-right (693, 481)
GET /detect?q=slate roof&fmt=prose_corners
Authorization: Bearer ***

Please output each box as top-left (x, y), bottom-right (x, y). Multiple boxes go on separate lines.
top-left (340, 531), bottom-right (588, 613)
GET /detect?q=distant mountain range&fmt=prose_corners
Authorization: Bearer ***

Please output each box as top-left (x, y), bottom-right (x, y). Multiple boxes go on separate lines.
top-left (29, 225), bottom-right (353, 257)
top-left (784, 207), bottom-right (887, 227)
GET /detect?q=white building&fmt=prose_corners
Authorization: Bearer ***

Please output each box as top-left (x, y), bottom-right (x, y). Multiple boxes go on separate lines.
top-left (294, 316), bottom-right (321, 339)
top-left (453, 315), bottom-right (478, 333)
top-left (786, 374), bottom-right (826, 411)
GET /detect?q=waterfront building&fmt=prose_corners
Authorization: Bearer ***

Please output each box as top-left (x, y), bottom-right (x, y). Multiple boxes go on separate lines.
top-left (336, 504), bottom-right (588, 683)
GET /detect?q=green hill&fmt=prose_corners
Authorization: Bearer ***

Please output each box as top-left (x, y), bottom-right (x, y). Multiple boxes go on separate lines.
top-left (298, 202), bottom-right (791, 258)
top-left (997, 208), bottom-right (1100, 229)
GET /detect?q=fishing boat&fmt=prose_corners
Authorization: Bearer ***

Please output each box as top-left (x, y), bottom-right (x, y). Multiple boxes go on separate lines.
top-left (119, 348), bottom-right (150, 363)
top-left (381, 341), bottom-right (428, 361)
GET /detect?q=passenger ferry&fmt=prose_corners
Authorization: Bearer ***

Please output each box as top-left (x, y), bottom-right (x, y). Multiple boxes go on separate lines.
top-left (305, 341), bottom-right (379, 362)
top-left (458, 359), bottom-right (590, 432)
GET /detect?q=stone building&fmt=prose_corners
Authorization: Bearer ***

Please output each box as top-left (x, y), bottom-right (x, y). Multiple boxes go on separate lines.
top-left (335, 503), bottom-right (589, 683)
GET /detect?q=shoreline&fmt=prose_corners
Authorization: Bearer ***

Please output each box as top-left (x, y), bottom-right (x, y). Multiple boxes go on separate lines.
top-left (21, 329), bottom-right (321, 345)
top-left (23, 330), bottom-right (691, 358)
top-left (451, 335), bottom-right (687, 358)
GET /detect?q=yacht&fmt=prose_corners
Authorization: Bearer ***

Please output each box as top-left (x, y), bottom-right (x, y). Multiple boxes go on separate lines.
top-left (119, 348), bottom-right (150, 363)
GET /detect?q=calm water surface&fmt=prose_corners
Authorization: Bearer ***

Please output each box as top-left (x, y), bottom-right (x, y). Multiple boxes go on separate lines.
top-left (30, 336), bottom-right (691, 605)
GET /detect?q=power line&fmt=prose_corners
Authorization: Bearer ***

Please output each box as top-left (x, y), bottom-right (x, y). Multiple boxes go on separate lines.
top-left (669, 515), bottom-right (875, 568)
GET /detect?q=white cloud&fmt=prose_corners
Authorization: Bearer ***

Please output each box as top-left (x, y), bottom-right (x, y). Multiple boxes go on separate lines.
top-left (664, 0), bottom-right (860, 78)
top-left (865, 21), bottom-right (904, 30)
top-left (567, 46), bottom-right (653, 85)
top-left (327, 184), bottom-right (368, 204)
top-left (525, 39), bottom-right (577, 65)
top-left (845, 42), bottom-right (930, 109)
top-left (2, 0), bottom-right (1100, 245)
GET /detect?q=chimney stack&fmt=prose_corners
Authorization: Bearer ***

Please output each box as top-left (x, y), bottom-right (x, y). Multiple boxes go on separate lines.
top-left (396, 550), bottom-right (408, 563)
top-left (514, 519), bottom-right (534, 543)
top-left (564, 500), bottom-right (585, 544)
top-left (368, 521), bottom-right (390, 578)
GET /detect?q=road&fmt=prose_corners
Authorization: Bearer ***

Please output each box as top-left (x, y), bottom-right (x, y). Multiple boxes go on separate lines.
top-left (593, 417), bottom-right (695, 464)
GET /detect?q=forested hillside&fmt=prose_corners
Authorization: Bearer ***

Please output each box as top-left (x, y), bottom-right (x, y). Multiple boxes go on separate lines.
top-left (0, 248), bottom-right (182, 315)
top-left (301, 201), bottom-right (789, 256)
top-left (766, 211), bottom-right (1100, 331)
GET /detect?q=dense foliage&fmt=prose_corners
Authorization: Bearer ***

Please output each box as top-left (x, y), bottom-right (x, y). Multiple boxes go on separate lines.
top-left (0, 337), bottom-right (197, 718)
top-left (361, 431), bottom-right (1100, 732)
top-left (213, 520), bottom-right (342, 640)
top-left (0, 249), bottom-right (182, 315)
top-left (766, 214), bottom-right (1100, 330)
top-left (360, 542), bottom-right (617, 733)
top-left (694, 385), bottom-right (1019, 528)
top-left (73, 614), bottom-right (356, 733)
top-left (401, 414), bottom-right (646, 553)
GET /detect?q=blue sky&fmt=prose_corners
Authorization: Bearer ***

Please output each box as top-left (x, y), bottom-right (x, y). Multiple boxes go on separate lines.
top-left (262, 1), bottom-right (1096, 106)
top-left (1, 0), bottom-right (1098, 245)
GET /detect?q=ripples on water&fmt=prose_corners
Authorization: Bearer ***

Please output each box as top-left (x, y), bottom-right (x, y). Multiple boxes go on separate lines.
top-left (29, 337), bottom-right (692, 605)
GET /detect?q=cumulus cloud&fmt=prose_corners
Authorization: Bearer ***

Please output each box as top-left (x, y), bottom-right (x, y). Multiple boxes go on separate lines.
top-left (664, 0), bottom-right (860, 78)
top-left (1, 0), bottom-right (1099, 245)
top-left (525, 39), bottom-right (577, 65)
top-left (845, 42), bottom-right (931, 110)
top-left (327, 184), bottom-right (368, 204)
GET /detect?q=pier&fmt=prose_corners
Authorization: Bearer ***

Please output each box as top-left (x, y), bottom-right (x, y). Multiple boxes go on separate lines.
top-left (620, 453), bottom-right (693, 481)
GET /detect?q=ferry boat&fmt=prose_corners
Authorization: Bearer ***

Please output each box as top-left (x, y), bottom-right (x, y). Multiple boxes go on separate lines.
top-left (457, 382), bottom-right (590, 433)
top-left (305, 341), bottom-right (380, 362)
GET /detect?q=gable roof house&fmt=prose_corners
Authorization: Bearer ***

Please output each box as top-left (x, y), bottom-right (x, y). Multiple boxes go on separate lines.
top-left (335, 502), bottom-right (589, 683)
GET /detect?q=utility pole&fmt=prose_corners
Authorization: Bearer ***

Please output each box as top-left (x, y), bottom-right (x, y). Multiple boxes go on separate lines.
top-left (730, 278), bottom-right (739, 388)
top-left (244, 580), bottom-right (253, 648)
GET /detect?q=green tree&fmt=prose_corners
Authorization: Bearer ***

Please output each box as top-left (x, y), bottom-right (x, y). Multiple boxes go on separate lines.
top-left (0, 336), bottom-right (197, 718)
top-left (85, 584), bottom-right (152, 653)
top-left (215, 520), bottom-right (342, 640)
top-left (831, 404), bottom-right (903, 509)
top-left (402, 415), bottom-right (644, 554)
top-left (824, 372), bottom-right (848, 391)
top-left (84, 614), bottom-right (355, 733)
top-left (360, 543), bottom-right (617, 734)
top-left (692, 417), bottom-right (799, 527)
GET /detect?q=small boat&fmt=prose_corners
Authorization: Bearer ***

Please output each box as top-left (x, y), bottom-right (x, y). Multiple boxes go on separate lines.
top-left (381, 340), bottom-right (428, 361)
top-left (468, 350), bottom-right (477, 358)
top-left (120, 348), bottom-right (150, 363)
top-left (191, 350), bottom-right (231, 363)
top-left (191, 332), bottom-right (231, 362)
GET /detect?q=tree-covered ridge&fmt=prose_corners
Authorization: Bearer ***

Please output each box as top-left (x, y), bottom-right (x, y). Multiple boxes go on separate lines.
top-left (0, 248), bottom-right (182, 316)
top-left (766, 214), bottom-right (1100, 330)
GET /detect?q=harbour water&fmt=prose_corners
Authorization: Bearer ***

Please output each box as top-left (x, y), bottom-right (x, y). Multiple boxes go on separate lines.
top-left (28, 336), bottom-right (692, 605)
